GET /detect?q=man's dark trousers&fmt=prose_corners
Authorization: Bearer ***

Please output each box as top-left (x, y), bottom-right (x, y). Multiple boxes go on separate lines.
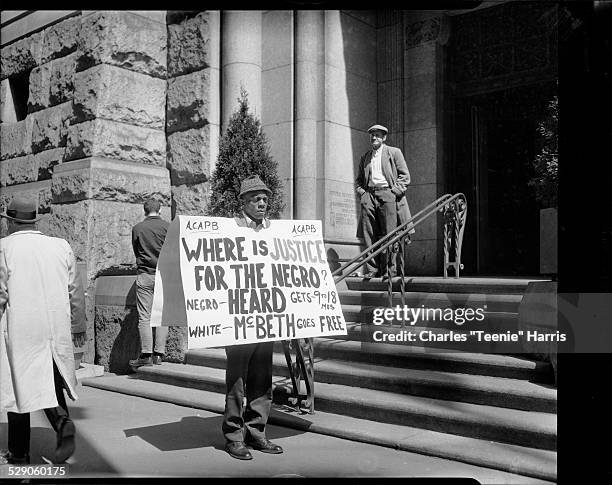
top-left (222, 341), bottom-right (274, 442)
top-left (360, 188), bottom-right (398, 274)
top-left (7, 361), bottom-right (69, 458)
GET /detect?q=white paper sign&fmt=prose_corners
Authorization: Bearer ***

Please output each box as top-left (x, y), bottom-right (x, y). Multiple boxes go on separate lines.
top-left (150, 216), bottom-right (347, 349)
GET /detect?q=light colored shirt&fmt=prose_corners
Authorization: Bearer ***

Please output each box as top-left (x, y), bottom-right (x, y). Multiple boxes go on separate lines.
top-left (239, 211), bottom-right (270, 231)
top-left (369, 146), bottom-right (388, 187)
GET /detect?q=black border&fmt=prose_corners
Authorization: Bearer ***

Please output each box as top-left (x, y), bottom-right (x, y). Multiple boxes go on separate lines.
top-left (557, 1), bottom-right (612, 484)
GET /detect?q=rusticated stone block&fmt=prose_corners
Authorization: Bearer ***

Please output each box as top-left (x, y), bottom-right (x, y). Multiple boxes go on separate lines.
top-left (95, 307), bottom-right (185, 372)
top-left (1, 32), bottom-right (43, 80)
top-left (46, 199), bottom-right (90, 261)
top-left (52, 169), bottom-right (89, 203)
top-left (28, 63), bottom-right (52, 112)
top-left (28, 55), bottom-right (77, 112)
top-left (31, 102), bottom-right (73, 153)
top-left (167, 69), bottom-right (211, 133)
top-left (94, 304), bottom-right (140, 373)
top-left (166, 326), bottom-right (188, 363)
top-left (51, 157), bottom-right (171, 204)
top-left (171, 182), bottom-right (210, 216)
top-left (0, 117), bottom-right (33, 160)
top-left (167, 126), bottom-right (211, 185)
top-left (0, 155), bottom-right (37, 186)
top-left (48, 199), bottom-right (148, 279)
top-left (0, 149), bottom-right (67, 187)
top-left (50, 53), bottom-right (76, 106)
top-left (35, 147), bottom-right (65, 180)
top-left (41, 15), bottom-right (80, 64)
top-left (73, 65), bottom-right (165, 129)
top-left (168, 12), bottom-right (212, 77)
top-left (77, 12), bottom-right (166, 78)
top-left (64, 119), bottom-right (166, 165)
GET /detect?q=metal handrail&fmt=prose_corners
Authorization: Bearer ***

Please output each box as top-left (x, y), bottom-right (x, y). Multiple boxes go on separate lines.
top-left (333, 193), bottom-right (467, 286)
top-left (285, 193), bottom-right (467, 414)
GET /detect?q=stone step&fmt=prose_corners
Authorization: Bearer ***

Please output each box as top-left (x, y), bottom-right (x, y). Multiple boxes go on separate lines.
top-left (302, 338), bottom-right (553, 382)
top-left (345, 276), bottom-right (547, 294)
top-left (341, 304), bottom-right (519, 331)
top-left (339, 290), bottom-right (523, 313)
top-left (81, 374), bottom-right (557, 482)
top-left (128, 363), bottom-right (557, 451)
top-left (185, 348), bottom-right (556, 413)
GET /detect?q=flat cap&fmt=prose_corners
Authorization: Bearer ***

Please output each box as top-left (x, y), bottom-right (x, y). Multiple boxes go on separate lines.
top-left (367, 124), bottom-right (388, 134)
top-left (239, 174), bottom-right (272, 197)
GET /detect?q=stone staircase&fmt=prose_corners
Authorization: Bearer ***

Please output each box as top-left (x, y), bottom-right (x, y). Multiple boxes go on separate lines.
top-left (83, 276), bottom-right (557, 483)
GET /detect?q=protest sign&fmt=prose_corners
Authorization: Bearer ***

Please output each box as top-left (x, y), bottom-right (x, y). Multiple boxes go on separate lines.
top-left (150, 216), bottom-right (347, 349)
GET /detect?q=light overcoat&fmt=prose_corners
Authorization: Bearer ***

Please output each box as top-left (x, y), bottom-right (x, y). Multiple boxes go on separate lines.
top-left (0, 230), bottom-right (86, 414)
top-left (355, 144), bottom-right (415, 238)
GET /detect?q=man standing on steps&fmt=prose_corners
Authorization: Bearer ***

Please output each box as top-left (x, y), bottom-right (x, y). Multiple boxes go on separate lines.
top-left (0, 196), bottom-right (86, 465)
top-left (130, 198), bottom-right (170, 368)
top-left (355, 124), bottom-right (414, 278)
top-left (222, 175), bottom-right (284, 460)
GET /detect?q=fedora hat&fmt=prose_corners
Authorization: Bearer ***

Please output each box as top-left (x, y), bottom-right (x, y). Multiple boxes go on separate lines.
top-left (367, 124), bottom-right (388, 134)
top-left (239, 175), bottom-right (272, 198)
top-left (1, 196), bottom-right (41, 223)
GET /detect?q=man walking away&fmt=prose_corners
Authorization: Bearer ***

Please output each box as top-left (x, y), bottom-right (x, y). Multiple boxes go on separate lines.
top-left (0, 196), bottom-right (86, 465)
top-left (130, 198), bottom-right (169, 367)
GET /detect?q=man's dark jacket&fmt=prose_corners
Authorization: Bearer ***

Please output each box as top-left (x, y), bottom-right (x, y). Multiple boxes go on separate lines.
top-left (132, 215), bottom-right (169, 274)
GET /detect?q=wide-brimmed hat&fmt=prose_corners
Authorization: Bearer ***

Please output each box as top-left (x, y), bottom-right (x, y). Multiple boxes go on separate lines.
top-left (367, 124), bottom-right (388, 135)
top-left (0, 196), bottom-right (41, 223)
top-left (239, 175), bottom-right (272, 197)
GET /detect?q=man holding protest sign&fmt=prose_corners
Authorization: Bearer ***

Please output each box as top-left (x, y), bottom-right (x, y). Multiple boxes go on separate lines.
top-left (222, 175), bottom-right (284, 460)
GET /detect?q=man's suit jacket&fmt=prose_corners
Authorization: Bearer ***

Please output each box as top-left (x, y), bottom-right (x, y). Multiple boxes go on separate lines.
top-left (355, 144), bottom-right (415, 237)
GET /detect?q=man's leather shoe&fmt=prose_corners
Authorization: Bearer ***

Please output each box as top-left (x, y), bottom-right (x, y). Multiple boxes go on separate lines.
top-left (225, 441), bottom-right (253, 460)
top-left (0, 450), bottom-right (30, 465)
top-left (129, 356), bottom-right (152, 368)
top-left (246, 438), bottom-right (283, 454)
top-left (55, 416), bottom-right (75, 463)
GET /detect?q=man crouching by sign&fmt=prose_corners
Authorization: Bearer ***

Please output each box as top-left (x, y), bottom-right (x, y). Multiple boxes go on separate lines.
top-left (222, 175), bottom-right (284, 460)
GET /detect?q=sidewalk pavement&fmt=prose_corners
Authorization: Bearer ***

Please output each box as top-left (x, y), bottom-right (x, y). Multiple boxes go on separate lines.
top-left (1, 384), bottom-right (552, 482)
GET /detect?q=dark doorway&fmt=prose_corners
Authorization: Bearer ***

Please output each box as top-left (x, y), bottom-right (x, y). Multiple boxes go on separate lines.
top-left (452, 83), bottom-right (556, 276)
top-left (448, 2), bottom-right (559, 276)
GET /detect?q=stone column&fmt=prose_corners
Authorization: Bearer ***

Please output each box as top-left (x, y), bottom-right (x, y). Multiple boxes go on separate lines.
top-left (377, 11), bottom-right (405, 151)
top-left (49, 11), bottom-right (172, 363)
top-left (167, 11), bottom-right (221, 216)
top-left (261, 10), bottom-right (294, 219)
top-left (322, 11), bottom-right (377, 265)
top-left (221, 11), bottom-right (262, 129)
top-left (294, 10), bottom-right (324, 221)
top-left (400, 12), bottom-right (450, 275)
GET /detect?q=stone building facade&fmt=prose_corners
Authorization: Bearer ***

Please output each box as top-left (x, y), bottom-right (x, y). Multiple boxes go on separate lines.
top-left (1, 6), bottom-right (559, 365)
